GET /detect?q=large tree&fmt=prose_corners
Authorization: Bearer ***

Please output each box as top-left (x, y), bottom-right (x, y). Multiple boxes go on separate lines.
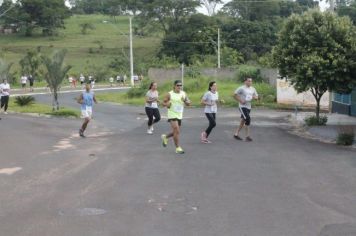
top-left (138, 0), bottom-right (200, 34)
top-left (337, 1), bottom-right (356, 24)
top-left (19, 49), bottom-right (43, 80)
top-left (42, 50), bottom-right (72, 111)
top-left (273, 10), bottom-right (356, 119)
top-left (200, 0), bottom-right (222, 16)
top-left (18, 0), bottom-right (70, 36)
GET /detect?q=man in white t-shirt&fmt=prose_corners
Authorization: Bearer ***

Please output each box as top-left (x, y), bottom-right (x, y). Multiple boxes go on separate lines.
top-left (21, 75), bottom-right (27, 90)
top-left (0, 79), bottom-right (11, 114)
top-left (234, 78), bottom-right (258, 142)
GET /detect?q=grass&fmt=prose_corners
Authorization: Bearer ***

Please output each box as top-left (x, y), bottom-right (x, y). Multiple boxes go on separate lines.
top-left (0, 14), bottom-right (161, 76)
top-left (8, 100), bottom-right (80, 118)
top-left (96, 77), bottom-right (283, 109)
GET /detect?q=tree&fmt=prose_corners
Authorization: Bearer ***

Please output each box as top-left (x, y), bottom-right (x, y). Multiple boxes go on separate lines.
top-left (138, 0), bottom-right (200, 34)
top-left (19, 49), bottom-right (43, 80)
top-left (273, 10), bottom-right (356, 120)
top-left (160, 14), bottom-right (218, 64)
top-left (42, 50), bottom-right (72, 111)
top-left (222, 19), bottom-right (280, 60)
top-left (337, 1), bottom-right (356, 24)
top-left (222, 0), bottom-right (281, 21)
top-left (18, 0), bottom-right (70, 36)
top-left (79, 22), bottom-right (95, 34)
top-left (200, 0), bottom-right (222, 16)
top-left (0, 59), bottom-right (14, 84)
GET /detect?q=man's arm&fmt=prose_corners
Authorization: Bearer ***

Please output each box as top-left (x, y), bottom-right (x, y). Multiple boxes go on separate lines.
top-left (93, 95), bottom-right (98, 104)
top-left (162, 93), bottom-right (171, 108)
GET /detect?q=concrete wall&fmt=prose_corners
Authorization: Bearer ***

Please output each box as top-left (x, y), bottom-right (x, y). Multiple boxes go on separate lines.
top-left (277, 79), bottom-right (330, 109)
top-left (148, 67), bottom-right (279, 86)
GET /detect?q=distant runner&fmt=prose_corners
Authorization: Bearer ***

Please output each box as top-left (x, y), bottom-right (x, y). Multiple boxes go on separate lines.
top-left (145, 82), bottom-right (161, 134)
top-left (161, 80), bottom-right (191, 154)
top-left (234, 78), bottom-right (258, 142)
top-left (78, 83), bottom-right (98, 138)
top-left (0, 79), bottom-right (10, 115)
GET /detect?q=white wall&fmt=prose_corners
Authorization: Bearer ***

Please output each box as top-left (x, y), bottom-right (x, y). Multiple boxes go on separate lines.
top-left (277, 79), bottom-right (330, 109)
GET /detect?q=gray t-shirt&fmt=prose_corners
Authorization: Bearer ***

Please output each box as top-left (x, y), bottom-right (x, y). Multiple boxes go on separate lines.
top-left (235, 85), bottom-right (258, 109)
top-left (145, 90), bottom-right (159, 108)
top-left (202, 91), bottom-right (218, 113)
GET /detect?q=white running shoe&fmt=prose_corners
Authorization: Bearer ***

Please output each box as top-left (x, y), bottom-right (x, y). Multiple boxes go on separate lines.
top-left (4, 112), bottom-right (8, 115)
top-left (147, 129), bottom-right (153, 135)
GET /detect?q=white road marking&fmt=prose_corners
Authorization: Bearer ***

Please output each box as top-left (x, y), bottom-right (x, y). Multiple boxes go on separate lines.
top-left (0, 167), bottom-right (22, 175)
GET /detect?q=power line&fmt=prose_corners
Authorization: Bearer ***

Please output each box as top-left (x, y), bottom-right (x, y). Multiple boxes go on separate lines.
top-left (0, 4), bottom-right (16, 18)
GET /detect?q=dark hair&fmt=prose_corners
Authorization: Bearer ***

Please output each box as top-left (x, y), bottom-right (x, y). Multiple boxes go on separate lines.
top-left (208, 81), bottom-right (216, 91)
top-left (244, 77), bottom-right (252, 82)
top-left (149, 82), bottom-right (156, 90)
top-left (174, 80), bottom-right (182, 86)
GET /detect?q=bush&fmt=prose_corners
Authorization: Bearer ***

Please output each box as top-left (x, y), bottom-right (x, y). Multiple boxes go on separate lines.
top-left (236, 65), bottom-right (264, 83)
top-left (127, 79), bottom-right (152, 98)
top-left (304, 115), bottom-right (328, 126)
top-left (15, 96), bottom-right (35, 106)
top-left (336, 126), bottom-right (355, 146)
top-left (49, 109), bottom-right (79, 118)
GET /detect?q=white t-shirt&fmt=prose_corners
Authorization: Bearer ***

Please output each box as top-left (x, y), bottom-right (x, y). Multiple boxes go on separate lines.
top-left (0, 83), bottom-right (10, 96)
top-left (109, 77), bottom-right (114, 83)
top-left (145, 90), bottom-right (159, 109)
top-left (21, 76), bottom-right (27, 84)
top-left (68, 77), bottom-right (73, 83)
top-left (202, 91), bottom-right (218, 113)
top-left (235, 85), bottom-right (258, 109)
top-left (80, 75), bottom-right (85, 82)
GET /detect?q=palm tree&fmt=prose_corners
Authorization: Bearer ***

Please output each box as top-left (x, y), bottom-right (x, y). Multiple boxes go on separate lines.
top-left (42, 50), bottom-right (72, 111)
top-left (0, 59), bottom-right (14, 83)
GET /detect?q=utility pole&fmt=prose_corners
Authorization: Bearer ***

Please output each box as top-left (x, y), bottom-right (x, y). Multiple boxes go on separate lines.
top-left (218, 28), bottom-right (221, 69)
top-left (129, 17), bottom-right (134, 87)
top-left (330, 0), bottom-right (335, 12)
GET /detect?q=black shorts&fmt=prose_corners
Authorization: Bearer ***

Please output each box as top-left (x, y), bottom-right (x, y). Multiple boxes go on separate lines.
top-left (30, 82), bottom-right (34, 86)
top-left (168, 118), bottom-right (182, 126)
top-left (239, 107), bottom-right (251, 126)
top-left (22, 83), bottom-right (26, 88)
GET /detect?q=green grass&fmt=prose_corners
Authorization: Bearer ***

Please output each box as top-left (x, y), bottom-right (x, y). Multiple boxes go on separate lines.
top-left (8, 100), bottom-right (80, 117)
top-left (96, 77), bottom-right (283, 109)
top-left (0, 14), bottom-right (161, 76)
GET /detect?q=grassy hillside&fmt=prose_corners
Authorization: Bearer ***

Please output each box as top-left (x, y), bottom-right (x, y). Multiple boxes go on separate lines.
top-left (0, 15), bottom-right (161, 76)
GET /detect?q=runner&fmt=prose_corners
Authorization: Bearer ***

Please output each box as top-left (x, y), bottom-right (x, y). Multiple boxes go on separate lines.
top-left (0, 79), bottom-right (10, 114)
top-left (161, 80), bottom-right (191, 154)
top-left (21, 75), bottom-right (27, 91)
top-left (78, 83), bottom-right (98, 138)
top-left (234, 78), bottom-right (259, 142)
top-left (28, 75), bottom-right (34, 92)
top-left (145, 82), bottom-right (161, 134)
top-left (201, 81), bottom-right (220, 143)
top-left (109, 76), bottom-right (114, 87)
top-left (79, 73), bottom-right (85, 86)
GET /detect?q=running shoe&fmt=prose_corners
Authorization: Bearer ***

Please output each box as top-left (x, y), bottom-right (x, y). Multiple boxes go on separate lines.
top-left (176, 147), bottom-right (185, 154)
top-left (147, 129), bottom-right (153, 135)
top-left (246, 136), bottom-right (253, 142)
top-left (161, 134), bottom-right (168, 147)
top-left (4, 112), bottom-right (8, 115)
top-left (201, 132), bottom-right (207, 142)
top-left (234, 134), bottom-right (243, 140)
top-left (79, 129), bottom-right (85, 138)
top-left (150, 126), bottom-right (154, 132)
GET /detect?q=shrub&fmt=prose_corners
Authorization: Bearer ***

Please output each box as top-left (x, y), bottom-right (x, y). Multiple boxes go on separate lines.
top-left (49, 109), bottom-right (79, 118)
top-left (304, 115), bottom-right (328, 126)
top-left (336, 126), bottom-right (355, 146)
top-left (127, 79), bottom-right (152, 98)
top-left (236, 65), bottom-right (264, 83)
top-left (15, 96), bottom-right (35, 106)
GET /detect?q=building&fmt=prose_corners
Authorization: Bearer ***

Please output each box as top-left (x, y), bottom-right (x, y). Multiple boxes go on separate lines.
top-left (332, 89), bottom-right (356, 116)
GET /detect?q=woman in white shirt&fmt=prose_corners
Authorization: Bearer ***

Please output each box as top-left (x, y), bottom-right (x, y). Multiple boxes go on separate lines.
top-left (145, 82), bottom-right (161, 134)
top-left (0, 79), bottom-right (10, 114)
top-left (201, 81), bottom-right (220, 143)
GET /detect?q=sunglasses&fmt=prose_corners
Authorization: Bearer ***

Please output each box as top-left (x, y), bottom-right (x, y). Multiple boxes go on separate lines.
top-left (176, 84), bottom-right (182, 87)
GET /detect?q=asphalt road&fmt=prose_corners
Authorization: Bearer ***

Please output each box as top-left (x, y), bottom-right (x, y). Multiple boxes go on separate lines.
top-left (0, 91), bottom-right (356, 236)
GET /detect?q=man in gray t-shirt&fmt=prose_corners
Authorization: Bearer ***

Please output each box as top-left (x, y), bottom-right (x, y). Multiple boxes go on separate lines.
top-left (233, 78), bottom-right (258, 141)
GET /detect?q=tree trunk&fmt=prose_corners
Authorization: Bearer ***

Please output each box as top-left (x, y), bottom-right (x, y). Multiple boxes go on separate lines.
top-left (316, 98), bottom-right (321, 121)
top-left (52, 90), bottom-right (59, 111)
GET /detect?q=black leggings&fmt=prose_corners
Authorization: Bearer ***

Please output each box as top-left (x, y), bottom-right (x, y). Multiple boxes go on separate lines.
top-left (205, 113), bottom-right (216, 137)
top-left (1, 96), bottom-right (9, 112)
top-left (145, 107), bottom-right (161, 126)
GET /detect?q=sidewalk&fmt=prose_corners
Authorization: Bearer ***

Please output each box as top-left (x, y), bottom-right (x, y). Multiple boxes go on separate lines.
top-left (290, 112), bottom-right (356, 146)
